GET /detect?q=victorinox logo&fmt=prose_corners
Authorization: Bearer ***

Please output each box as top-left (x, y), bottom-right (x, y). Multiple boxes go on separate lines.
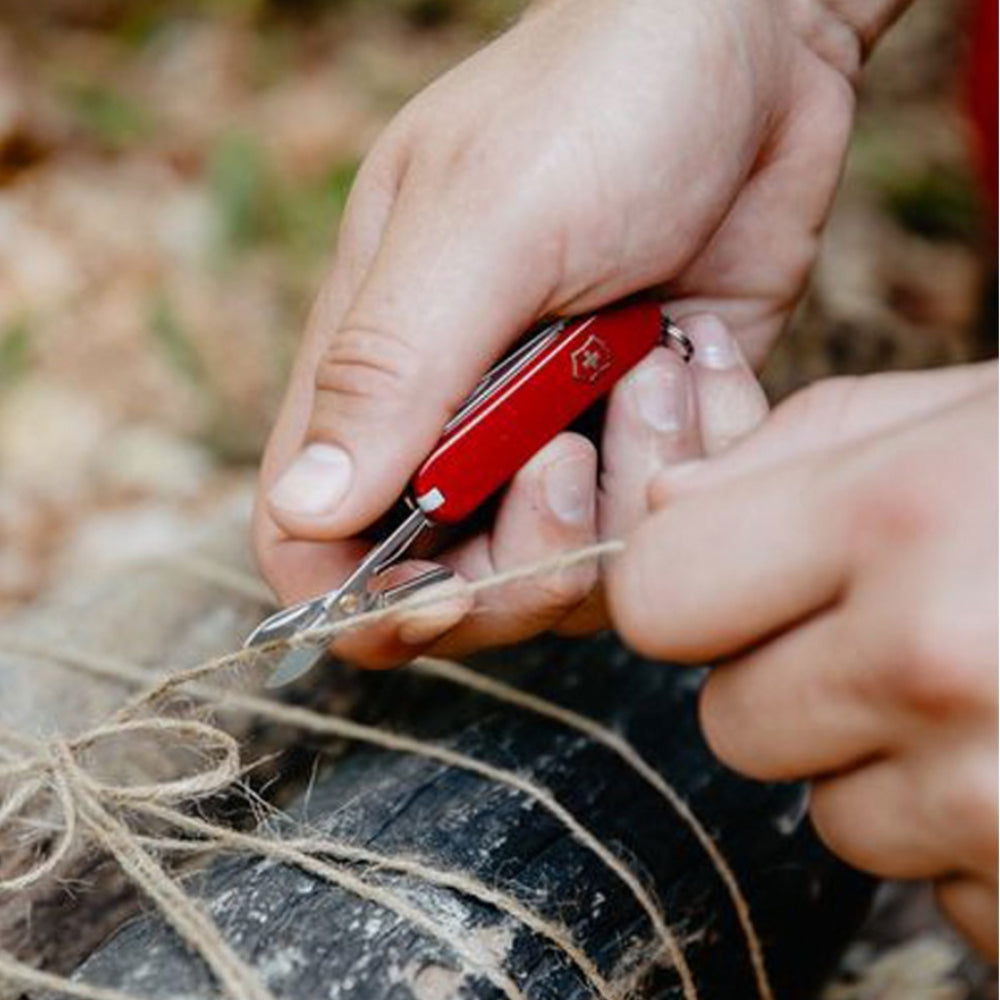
top-left (570, 334), bottom-right (613, 384)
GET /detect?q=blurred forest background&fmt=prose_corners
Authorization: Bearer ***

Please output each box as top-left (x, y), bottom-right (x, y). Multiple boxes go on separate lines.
top-left (0, 2), bottom-right (995, 997)
top-left (0, 0), bottom-right (994, 612)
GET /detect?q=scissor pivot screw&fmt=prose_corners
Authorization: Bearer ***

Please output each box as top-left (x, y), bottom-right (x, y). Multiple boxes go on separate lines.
top-left (338, 592), bottom-right (361, 615)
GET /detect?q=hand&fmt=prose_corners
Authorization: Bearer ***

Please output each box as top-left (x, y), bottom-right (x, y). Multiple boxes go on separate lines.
top-left (254, 0), bottom-right (863, 664)
top-left (608, 363), bottom-right (999, 954)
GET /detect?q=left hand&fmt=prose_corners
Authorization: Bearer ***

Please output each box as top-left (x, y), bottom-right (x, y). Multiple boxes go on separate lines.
top-left (259, 315), bottom-right (769, 667)
top-left (607, 361), bottom-right (999, 955)
top-left (255, 0), bottom-right (857, 666)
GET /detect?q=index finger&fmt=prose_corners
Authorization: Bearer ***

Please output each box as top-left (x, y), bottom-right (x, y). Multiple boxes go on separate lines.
top-left (608, 452), bottom-right (850, 663)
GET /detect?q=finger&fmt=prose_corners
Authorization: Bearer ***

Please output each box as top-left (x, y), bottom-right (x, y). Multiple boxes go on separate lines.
top-left (561, 315), bottom-right (767, 636)
top-left (259, 144), bottom-right (405, 492)
top-left (599, 346), bottom-right (701, 540)
top-left (683, 313), bottom-right (769, 455)
top-left (608, 451), bottom-right (849, 663)
top-left (265, 164), bottom-right (559, 542)
top-left (253, 147), bottom-right (403, 604)
top-left (252, 531), bottom-right (368, 608)
top-left (555, 345), bottom-right (700, 636)
top-left (698, 609), bottom-right (890, 781)
top-left (429, 432), bottom-right (598, 656)
top-left (935, 876), bottom-right (998, 958)
top-left (650, 362), bottom-right (998, 509)
top-left (809, 759), bottom-right (973, 881)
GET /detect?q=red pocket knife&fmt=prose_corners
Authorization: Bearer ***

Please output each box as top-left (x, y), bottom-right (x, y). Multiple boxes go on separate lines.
top-left (246, 298), bottom-right (692, 686)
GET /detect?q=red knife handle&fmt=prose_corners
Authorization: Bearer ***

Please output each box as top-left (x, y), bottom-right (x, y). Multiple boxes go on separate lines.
top-left (411, 298), bottom-right (663, 525)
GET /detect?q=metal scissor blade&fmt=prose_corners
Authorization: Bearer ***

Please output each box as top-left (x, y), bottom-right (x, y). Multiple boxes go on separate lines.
top-left (255, 584), bottom-right (353, 687)
top-left (265, 645), bottom-right (328, 688)
top-left (243, 596), bottom-right (328, 649)
top-left (378, 565), bottom-right (453, 604)
top-left (245, 510), bottom-right (429, 646)
top-left (262, 563), bottom-right (454, 689)
top-left (251, 507), bottom-right (435, 688)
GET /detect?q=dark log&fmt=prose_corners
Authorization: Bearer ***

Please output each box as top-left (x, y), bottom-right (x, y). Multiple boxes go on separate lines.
top-left (65, 633), bottom-right (874, 1000)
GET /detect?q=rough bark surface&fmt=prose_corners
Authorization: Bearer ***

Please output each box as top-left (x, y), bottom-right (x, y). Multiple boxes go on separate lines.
top-left (65, 635), bottom-right (874, 1000)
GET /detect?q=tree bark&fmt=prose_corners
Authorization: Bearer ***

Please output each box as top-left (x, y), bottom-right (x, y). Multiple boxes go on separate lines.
top-left (64, 634), bottom-right (874, 1000)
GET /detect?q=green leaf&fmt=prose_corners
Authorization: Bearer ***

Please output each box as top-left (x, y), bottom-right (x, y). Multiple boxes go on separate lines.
top-left (148, 293), bottom-right (209, 387)
top-left (68, 84), bottom-right (154, 151)
top-left (0, 316), bottom-right (33, 388)
top-left (885, 166), bottom-right (982, 243)
top-left (208, 131), bottom-right (277, 252)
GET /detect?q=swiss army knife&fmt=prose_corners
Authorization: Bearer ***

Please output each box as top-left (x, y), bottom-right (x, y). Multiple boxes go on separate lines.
top-left (245, 298), bottom-right (692, 687)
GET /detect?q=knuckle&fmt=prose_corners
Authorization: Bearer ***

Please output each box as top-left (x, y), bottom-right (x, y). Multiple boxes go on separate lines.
top-left (886, 613), bottom-right (988, 720)
top-left (808, 784), bottom-right (869, 870)
top-left (848, 453), bottom-right (950, 552)
top-left (941, 766), bottom-right (999, 868)
top-left (697, 672), bottom-right (758, 776)
top-left (313, 324), bottom-right (426, 423)
top-left (789, 0), bottom-right (863, 82)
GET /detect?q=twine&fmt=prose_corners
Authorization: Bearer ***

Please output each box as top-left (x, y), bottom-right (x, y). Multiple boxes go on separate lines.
top-left (0, 721), bottom-right (273, 1000)
top-left (0, 638), bottom-right (687, 999)
top-left (411, 657), bottom-right (775, 1000)
top-left (0, 539), bottom-right (774, 1000)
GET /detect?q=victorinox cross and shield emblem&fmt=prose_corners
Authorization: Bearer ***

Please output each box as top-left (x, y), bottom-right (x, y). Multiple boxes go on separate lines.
top-left (570, 333), bottom-right (613, 384)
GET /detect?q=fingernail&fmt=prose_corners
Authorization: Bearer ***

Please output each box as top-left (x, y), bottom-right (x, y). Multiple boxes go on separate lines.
top-left (630, 357), bottom-right (689, 433)
top-left (688, 315), bottom-right (743, 371)
top-left (268, 443), bottom-right (353, 518)
top-left (544, 454), bottom-right (595, 526)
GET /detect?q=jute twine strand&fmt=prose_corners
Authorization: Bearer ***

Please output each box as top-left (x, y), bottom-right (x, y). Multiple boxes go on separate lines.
top-left (0, 539), bottom-right (775, 1000)
top-left (111, 541), bottom-right (627, 723)
top-left (0, 722), bottom-right (273, 1000)
top-left (411, 657), bottom-right (775, 1000)
top-left (65, 753), bottom-right (276, 1000)
top-left (1, 636), bottom-right (689, 998)
top-left (139, 801), bottom-right (618, 1000)
top-left (173, 549), bottom-right (773, 1000)
top-left (0, 715), bottom-right (531, 1000)
top-left (0, 645), bottom-right (613, 996)
top-left (0, 952), bottom-right (150, 1000)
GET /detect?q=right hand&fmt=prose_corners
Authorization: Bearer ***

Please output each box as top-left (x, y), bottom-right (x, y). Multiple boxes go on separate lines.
top-left (254, 0), bottom-right (862, 666)
top-left (607, 362), bottom-right (999, 954)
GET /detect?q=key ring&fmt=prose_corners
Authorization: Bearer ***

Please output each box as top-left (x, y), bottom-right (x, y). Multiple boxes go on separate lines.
top-left (661, 316), bottom-right (695, 363)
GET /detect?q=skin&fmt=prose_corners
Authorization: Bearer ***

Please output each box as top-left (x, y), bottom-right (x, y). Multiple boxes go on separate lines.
top-left (608, 362), bottom-right (998, 956)
top-left (250, 0), bottom-right (997, 951)
top-left (254, 0), bottom-right (856, 663)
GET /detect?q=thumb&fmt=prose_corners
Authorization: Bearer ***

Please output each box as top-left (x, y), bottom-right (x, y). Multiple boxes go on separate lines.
top-left (266, 187), bottom-right (554, 540)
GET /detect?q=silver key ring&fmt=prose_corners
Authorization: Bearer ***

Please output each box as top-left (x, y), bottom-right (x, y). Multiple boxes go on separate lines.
top-left (661, 315), bottom-right (695, 363)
